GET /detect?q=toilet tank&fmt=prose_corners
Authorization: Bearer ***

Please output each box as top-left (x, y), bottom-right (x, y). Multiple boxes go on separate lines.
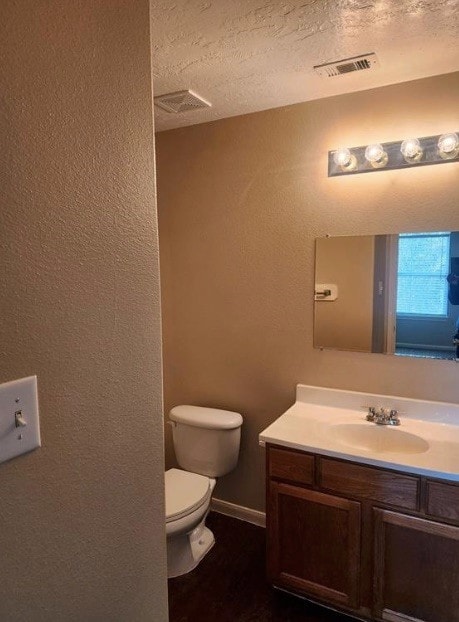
top-left (169, 405), bottom-right (243, 477)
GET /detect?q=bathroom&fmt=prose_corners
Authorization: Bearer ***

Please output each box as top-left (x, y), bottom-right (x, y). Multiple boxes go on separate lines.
top-left (1, 1), bottom-right (458, 621)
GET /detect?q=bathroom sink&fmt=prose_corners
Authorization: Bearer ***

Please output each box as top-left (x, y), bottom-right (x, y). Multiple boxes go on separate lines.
top-left (260, 385), bottom-right (459, 480)
top-left (331, 423), bottom-right (430, 455)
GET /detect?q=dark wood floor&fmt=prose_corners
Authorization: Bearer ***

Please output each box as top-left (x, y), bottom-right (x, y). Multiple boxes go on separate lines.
top-left (168, 511), bottom-right (355, 622)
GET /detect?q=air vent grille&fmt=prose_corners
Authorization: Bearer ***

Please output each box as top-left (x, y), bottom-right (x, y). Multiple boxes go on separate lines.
top-left (154, 90), bottom-right (211, 114)
top-left (314, 53), bottom-right (379, 78)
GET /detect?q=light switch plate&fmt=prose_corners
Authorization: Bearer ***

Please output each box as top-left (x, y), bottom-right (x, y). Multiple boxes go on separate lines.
top-left (0, 376), bottom-right (41, 465)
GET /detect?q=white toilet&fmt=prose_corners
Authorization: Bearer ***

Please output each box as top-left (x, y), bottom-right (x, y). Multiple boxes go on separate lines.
top-left (165, 404), bottom-right (243, 578)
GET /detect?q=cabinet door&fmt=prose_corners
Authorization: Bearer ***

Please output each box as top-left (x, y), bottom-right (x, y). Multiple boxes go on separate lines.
top-left (267, 482), bottom-right (361, 609)
top-left (373, 509), bottom-right (459, 622)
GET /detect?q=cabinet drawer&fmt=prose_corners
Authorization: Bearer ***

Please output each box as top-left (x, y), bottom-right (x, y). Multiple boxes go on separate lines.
top-left (426, 480), bottom-right (459, 523)
top-left (268, 446), bottom-right (314, 486)
top-left (320, 458), bottom-right (419, 511)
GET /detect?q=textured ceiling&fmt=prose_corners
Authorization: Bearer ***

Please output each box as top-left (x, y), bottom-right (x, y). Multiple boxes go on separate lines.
top-left (151, 0), bottom-right (459, 131)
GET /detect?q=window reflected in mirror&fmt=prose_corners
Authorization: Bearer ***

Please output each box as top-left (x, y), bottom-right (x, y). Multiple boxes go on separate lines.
top-left (314, 231), bottom-right (459, 360)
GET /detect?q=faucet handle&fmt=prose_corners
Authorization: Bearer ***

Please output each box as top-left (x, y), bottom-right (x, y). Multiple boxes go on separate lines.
top-left (362, 406), bottom-right (377, 421)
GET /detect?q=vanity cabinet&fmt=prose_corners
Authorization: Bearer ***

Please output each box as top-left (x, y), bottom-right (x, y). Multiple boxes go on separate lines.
top-left (266, 444), bottom-right (459, 622)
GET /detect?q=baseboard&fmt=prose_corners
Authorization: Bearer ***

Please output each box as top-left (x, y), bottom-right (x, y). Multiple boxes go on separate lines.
top-left (211, 498), bottom-right (266, 528)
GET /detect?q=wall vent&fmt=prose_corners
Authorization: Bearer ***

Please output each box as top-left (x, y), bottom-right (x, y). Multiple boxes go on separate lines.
top-left (154, 90), bottom-right (211, 114)
top-left (314, 53), bottom-right (379, 78)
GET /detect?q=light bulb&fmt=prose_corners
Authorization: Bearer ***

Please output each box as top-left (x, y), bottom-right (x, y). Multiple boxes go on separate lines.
top-left (401, 138), bottom-right (422, 162)
top-left (364, 143), bottom-right (388, 168)
top-left (333, 148), bottom-right (351, 166)
top-left (332, 147), bottom-right (357, 171)
top-left (438, 133), bottom-right (459, 159)
top-left (365, 143), bottom-right (384, 163)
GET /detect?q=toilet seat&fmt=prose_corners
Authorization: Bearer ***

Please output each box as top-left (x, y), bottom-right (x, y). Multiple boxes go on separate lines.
top-left (165, 468), bottom-right (212, 523)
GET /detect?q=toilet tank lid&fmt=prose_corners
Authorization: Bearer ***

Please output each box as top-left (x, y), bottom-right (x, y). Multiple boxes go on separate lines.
top-left (169, 405), bottom-right (243, 430)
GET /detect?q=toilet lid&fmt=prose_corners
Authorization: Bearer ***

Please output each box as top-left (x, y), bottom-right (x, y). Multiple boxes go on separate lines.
top-left (165, 469), bottom-right (211, 523)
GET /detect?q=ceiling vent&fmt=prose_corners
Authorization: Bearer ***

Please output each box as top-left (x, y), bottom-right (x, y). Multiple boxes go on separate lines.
top-left (154, 90), bottom-right (211, 114)
top-left (314, 53), bottom-right (379, 78)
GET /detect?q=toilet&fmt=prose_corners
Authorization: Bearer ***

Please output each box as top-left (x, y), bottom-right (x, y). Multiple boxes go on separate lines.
top-left (165, 404), bottom-right (243, 578)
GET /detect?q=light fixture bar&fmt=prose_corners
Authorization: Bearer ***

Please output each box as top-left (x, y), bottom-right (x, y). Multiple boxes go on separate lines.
top-left (328, 132), bottom-right (459, 177)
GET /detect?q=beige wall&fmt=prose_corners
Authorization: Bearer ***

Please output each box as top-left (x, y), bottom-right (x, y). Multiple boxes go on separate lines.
top-left (157, 72), bottom-right (459, 512)
top-left (315, 235), bottom-right (375, 351)
top-left (0, 2), bottom-right (167, 621)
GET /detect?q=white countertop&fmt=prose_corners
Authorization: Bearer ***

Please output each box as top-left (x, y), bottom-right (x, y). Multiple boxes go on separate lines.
top-left (259, 385), bottom-right (459, 482)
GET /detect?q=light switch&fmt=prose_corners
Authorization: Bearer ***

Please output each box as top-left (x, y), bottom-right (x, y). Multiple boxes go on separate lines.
top-left (0, 376), bottom-right (41, 465)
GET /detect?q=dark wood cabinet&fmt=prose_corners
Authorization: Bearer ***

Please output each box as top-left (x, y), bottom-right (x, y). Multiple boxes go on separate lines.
top-left (426, 480), bottom-right (459, 524)
top-left (319, 458), bottom-right (420, 511)
top-left (268, 446), bottom-right (314, 486)
top-left (268, 482), bottom-right (361, 608)
top-left (373, 509), bottom-right (459, 622)
top-left (266, 445), bottom-right (459, 622)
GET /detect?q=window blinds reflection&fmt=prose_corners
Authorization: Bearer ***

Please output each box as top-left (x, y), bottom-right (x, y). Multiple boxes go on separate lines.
top-left (396, 232), bottom-right (450, 317)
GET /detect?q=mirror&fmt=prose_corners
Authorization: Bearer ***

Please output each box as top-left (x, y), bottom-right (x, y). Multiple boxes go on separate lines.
top-left (314, 231), bottom-right (459, 360)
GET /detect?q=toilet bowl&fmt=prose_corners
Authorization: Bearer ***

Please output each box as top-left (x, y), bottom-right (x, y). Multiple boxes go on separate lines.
top-left (165, 405), bottom-right (243, 578)
top-left (165, 468), bottom-right (216, 578)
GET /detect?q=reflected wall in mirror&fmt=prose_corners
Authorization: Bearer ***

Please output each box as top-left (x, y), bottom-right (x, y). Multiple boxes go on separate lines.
top-left (314, 231), bottom-right (459, 360)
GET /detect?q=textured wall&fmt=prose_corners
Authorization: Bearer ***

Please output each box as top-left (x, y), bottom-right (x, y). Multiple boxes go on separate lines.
top-left (157, 72), bottom-right (459, 512)
top-left (0, 2), bottom-right (167, 621)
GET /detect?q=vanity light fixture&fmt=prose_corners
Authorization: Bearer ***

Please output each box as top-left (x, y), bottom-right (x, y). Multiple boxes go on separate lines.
top-left (328, 131), bottom-right (459, 176)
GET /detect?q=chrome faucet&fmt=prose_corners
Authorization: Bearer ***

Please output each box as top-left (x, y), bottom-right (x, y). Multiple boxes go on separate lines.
top-left (366, 407), bottom-right (401, 426)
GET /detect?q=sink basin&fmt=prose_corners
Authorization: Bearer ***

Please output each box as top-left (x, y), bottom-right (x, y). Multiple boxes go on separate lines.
top-left (331, 423), bottom-right (429, 454)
